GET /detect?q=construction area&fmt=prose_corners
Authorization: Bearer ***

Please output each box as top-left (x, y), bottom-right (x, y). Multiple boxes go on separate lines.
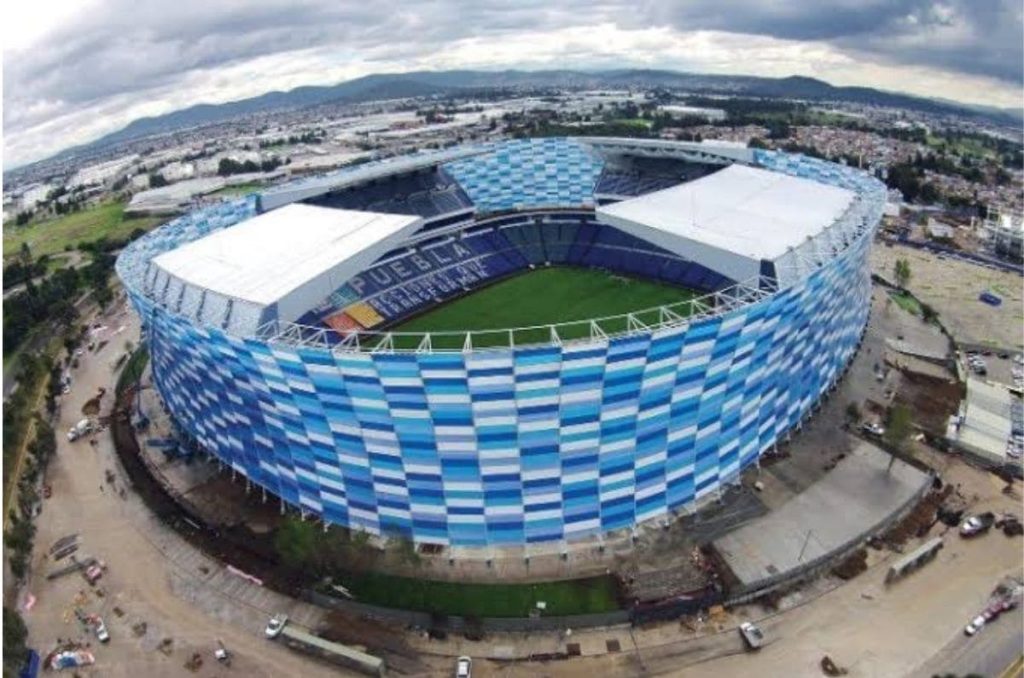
top-left (712, 442), bottom-right (932, 593)
top-left (7, 248), bottom-right (1023, 678)
top-left (872, 241), bottom-right (1024, 352)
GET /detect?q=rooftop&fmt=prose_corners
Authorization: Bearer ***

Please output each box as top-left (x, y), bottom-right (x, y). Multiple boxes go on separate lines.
top-left (596, 164), bottom-right (855, 282)
top-left (152, 203), bottom-right (421, 324)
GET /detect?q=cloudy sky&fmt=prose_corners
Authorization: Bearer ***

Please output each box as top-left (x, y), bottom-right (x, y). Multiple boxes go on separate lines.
top-left (4, 0), bottom-right (1022, 168)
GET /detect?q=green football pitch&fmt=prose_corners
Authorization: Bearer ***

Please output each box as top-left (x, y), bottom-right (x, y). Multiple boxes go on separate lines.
top-left (390, 265), bottom-right (700, 349)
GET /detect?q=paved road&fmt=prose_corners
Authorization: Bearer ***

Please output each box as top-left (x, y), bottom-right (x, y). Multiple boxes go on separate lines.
top-left (910, 606), bottom-right (1024, 678)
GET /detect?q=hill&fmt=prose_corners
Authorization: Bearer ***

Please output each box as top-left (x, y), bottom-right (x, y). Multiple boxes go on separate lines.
top-left (24, 69), bottom-right (1024, 170)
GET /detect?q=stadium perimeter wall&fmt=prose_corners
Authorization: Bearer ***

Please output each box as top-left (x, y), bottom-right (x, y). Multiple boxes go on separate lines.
top-left (117, 144), bottom-right (884, 547)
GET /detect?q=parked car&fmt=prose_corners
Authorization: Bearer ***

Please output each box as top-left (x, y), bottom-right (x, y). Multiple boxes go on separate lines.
top-left (964, 615), bottom-right (986, 636)
top-left (982, 600), bottom-right (1006, 621)
top-left (456, 655), bottom-right (472, 678)
top-left (960, 512), bottom-right (996, 537)
top-left (94, 618), bottom-right (109, 643)
top-left (265, 614), bottom-right (287, 639)
top-left (861, 422), bottom-right (885, 437)
top-left (739, 622), bottom-right (765, 650)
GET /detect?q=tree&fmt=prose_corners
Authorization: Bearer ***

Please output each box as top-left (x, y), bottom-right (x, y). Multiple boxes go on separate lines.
top-left (148, 172), bottom-right (168, 188)
top-left (389, 536), bottom-right (421, 568)
top-left (4, 514), bottom-right (36, 580)
top-left (919, 182), bottom-right (940, 204)
top-left (3, 606), bottom-right (29, 676)
top-left (884, 404), bottom-right (913, 453)
top-left (845, 402), bottom-right (861, 427)
top-left (273, 516), bottom-right (319, 570)
top-left (893, 258), bottom-right (911, 289)
top-left (766, 121), bottom-right (791, 140)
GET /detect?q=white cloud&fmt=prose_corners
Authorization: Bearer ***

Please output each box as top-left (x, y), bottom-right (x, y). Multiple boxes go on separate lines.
top-left (3, 8), bottom-right (1022, 167)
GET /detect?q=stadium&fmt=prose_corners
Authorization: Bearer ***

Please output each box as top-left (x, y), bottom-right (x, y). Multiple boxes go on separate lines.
top-left (116, 137), bottom-right (887, 547)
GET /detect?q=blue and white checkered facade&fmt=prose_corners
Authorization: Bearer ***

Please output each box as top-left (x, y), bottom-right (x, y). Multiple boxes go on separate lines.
top-left (118, 140), bottom-right (885, 546)
top-left (444, 137), bottom-right (602, 212)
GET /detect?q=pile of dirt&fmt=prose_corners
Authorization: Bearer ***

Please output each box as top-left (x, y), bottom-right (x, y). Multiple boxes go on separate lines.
top-left (881, 486), bottom-right (950, 548)
top-left (832, 548), bottom-right (868, 580)
top-left (81, 388), bottom-right (106, 415)
top-left (320, 610), bottom-right (411, 656)
top-left (319, 610), bottom-right (430, 674)
top-left (892, 372), bottom-right (964, 435)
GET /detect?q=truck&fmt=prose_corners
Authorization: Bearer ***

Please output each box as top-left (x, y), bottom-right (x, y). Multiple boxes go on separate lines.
top-left (267, 616), bottom-right (385, 676)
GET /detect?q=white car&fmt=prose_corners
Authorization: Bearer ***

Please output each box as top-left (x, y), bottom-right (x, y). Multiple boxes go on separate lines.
top-left (456, 655), bottom-right (472, 678)
top-left (964, 615), bottom-right (986, 636)
top-left (265, 614), bottom-right (287, 639)
top-left (960, 513), bottom-right (994, 537)
top-left (94, 619), bottom-right (110, 643)
top-left (739, 621), bottom-right (765, 649)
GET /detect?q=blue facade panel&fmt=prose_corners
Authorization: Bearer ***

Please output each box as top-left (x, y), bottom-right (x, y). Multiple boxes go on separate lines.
top-left (117, 143), bottom-right (884, 546)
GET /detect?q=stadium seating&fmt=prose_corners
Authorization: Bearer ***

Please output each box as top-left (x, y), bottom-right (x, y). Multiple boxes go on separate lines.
top-left (308, 216), bottom-right (736, 330)
top-left (323, 310), bottom-right (363, 334)
top-left (306, 167), bottom-right (473, 220)
top-left (594, 157), bottom-right (722, 199)
top-left (444, 138), bottom-right (603, 212)
top-left (344, 301), bottom-right (386, 329)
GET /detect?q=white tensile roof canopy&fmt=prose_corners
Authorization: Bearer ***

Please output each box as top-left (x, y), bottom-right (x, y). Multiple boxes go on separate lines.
top-left (152, 203), bottom-right (422, 329)
top-left (596, 164), bottom-right (855, 283)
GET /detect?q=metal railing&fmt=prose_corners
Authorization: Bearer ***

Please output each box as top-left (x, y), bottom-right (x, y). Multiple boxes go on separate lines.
top-left (255, 276), bottom-right (779, 354)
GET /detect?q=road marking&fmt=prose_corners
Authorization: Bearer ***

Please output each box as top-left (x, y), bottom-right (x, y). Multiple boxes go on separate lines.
top-left (999, 653), bottom-right (1024, 678)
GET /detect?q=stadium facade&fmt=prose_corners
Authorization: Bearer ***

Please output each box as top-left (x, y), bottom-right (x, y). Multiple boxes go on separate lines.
top-left (117, 138), bottom-right (886, 546)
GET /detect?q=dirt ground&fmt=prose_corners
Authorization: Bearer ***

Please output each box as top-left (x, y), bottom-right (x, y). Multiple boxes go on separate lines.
top-left (12, 279), bottom-right (1020, 678)
top-left (872, 242), bottom-right (1024, 351)
top-left (14, 300), bottom-right (347, 678)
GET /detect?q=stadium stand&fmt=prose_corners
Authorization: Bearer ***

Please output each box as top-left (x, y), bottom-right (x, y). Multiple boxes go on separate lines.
top-left (323, 310), bottom-right (363, 334)
top-left (444, 138), bottom-right (602, 212)
top-left (306, 167), bottom-right (473, 220)
top-left (344, 301), bottom-right (386, 329)
top-left (307, 217), bottom-right (734, 330)
top-left (595, 156), bottom-right (722, 200)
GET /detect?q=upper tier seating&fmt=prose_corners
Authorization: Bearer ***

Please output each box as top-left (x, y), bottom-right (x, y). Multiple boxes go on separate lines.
top-left (444, 138), bottom-right (603, 213)
top-left (595, 157), bottom-right (723, 199)
top-left (306, 167), bottom-right (473, 220)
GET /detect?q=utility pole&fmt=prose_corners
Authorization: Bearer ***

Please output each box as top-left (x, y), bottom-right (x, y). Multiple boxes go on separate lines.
top-left (798, 529), bottom-right (815, 563)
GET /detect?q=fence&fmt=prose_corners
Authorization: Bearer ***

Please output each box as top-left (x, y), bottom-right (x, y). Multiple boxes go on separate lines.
top-left (721, 471), bottom-right (935, 607)
top-left (302, 590), bottom-right (630, 633)
top-left (896, 237), bottom-right (1023, 276)
top-left (305, 465), bottom-right (930, 631)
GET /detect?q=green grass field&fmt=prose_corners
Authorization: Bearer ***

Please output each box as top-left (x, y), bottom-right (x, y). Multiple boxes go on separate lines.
top-left (335, 571), bottom-right (621, 617)
top-left (390, 266), bottom-right (699, 349)
top-left (3, 202), bottom-right (163, 260)
top-left (889, 290), bottom-right (922, 317)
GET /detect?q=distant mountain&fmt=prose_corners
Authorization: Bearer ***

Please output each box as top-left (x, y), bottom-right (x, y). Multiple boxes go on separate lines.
top-left (89, 76), bottom-right (450, 148)
top-left (30, 69), bottom-right (1024, 168)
